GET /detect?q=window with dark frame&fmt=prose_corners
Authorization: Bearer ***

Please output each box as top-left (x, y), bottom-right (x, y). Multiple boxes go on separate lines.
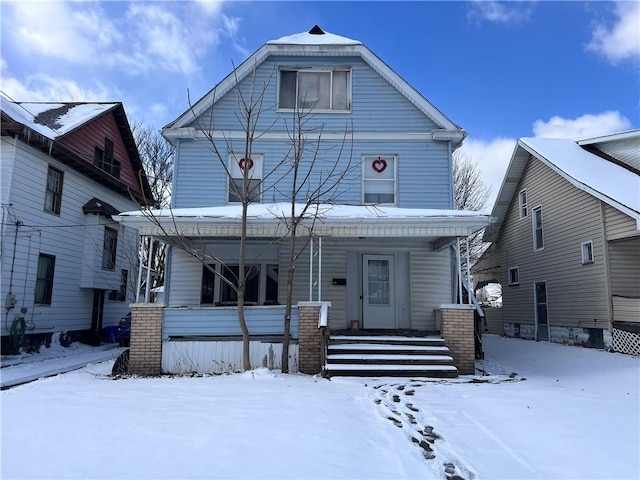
top-left (102, 227), bottom-right (118, 270)
top-left (109, 269), bottom-right (128, 301)
top-left (533, 206), bottom-right (544, 250)
top-left (279, 69), bottom-right (350, 111)
top-left (44, 166), bottom-right (64, 214)
top-left (35, 254), bottom-right (55, 304)
top-left (95, 138), bottom-right (121, 178)
top-left (200, 263), bottom-right (278, 306)
top-left (581, 241), bottom-right (594, 264)
top-left (201, 265), bottom-right (216, 304)
top-left (508, 267), bottom-right (519, 285)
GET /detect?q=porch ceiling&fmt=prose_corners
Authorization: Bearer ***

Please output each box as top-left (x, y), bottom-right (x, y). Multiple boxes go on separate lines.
top-left (115, 203), bottom-right (494, 240)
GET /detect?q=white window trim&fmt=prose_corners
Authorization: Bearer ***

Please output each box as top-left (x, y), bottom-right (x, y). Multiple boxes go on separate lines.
top-left (276, 67), bottom-right (352, 113)
top-left (519, 189), bottom-right (528, 219)
top-left (532, 205), bottom-right (544, 251)
top-left (508, 266), bottom-right (520, 286)
top-left (361, 154), bottom-right (398, 206)
top-left (227, 153), bottom-right (263, 204)
top-left (581, 240), bottom-right (594, 264)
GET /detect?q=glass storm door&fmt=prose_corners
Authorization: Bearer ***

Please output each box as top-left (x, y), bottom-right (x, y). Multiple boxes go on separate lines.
top-left (535, 281), bottom-right (549, 341)
top-left (363, 254), bottom-right (395, 329)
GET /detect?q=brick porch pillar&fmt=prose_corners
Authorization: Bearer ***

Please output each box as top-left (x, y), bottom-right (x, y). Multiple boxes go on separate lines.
top-left (439, 304), bottom-right (475, 375)
top-left (129, 303), bottom-right (163, 376)
top-left (297, 301), bottom-right (330, 374)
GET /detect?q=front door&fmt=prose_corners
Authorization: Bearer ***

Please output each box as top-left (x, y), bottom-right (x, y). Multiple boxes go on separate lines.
top-left (534, 281), bottom-right (549, 341)
top-left (363, 254), bottom-right (395, 329)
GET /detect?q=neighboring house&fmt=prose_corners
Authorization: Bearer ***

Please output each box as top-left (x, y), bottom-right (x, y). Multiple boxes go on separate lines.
top-left (117, 26), bottom-right (492, 376)
top-left (0, 98), bottom-right (154, 353)
top-left (474, 130), bottom-right (640, 355)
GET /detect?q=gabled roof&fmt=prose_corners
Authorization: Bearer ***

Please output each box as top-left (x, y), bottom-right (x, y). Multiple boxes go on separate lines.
top-left (578, 129), bottom-right (640, 172)
top-left (484, 135), bottom-right (640, 241)
top-left (164, 26), bottom-right (464, 143)
top-left (1, 96), bottom-right (155, 205)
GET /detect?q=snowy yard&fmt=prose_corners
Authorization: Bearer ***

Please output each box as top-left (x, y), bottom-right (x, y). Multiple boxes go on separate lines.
top-left (1, 335), bottom-right (638, 480)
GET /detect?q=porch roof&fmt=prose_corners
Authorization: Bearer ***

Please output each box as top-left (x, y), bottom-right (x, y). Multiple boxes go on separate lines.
top-left (115, 203), bottom-right (493, 240)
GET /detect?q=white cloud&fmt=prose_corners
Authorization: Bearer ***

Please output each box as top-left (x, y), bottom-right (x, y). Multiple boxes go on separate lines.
top-left (467, 0), bottom-right (534, 24)
top-left (587, 1), bottom-right (640, 64)
top-left (1, 71), bottom-right (118, 103)
top-left (532, 111), bottom-right (632, 140)
top-left (460, 111), bottom-right (633, 209)
top-left (3, 1), bottom-right (242, 76)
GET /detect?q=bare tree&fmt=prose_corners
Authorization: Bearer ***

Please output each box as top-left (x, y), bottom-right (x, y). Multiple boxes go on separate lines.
top-left (453, 151), bottom-right (490, 273)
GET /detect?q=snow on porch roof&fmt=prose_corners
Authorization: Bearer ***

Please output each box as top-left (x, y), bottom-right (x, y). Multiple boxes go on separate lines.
top-left (115, 203), bottom-right (494, 239)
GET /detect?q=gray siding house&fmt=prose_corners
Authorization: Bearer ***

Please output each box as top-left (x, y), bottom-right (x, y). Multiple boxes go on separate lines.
top-left (475, 130), bottom-right (640, 355)
top-left (0, 98), bottom-right (153, 352)
top-left (117, 27), bottom-right (492, 376)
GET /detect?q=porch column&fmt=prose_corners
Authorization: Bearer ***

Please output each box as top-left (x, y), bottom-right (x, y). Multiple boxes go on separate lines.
top-left (439, 304), bottom-right (475, 375)
top-left (297, 301), bottom-right (330, 374)
top-left (128, 303), bottom-right (163, 376)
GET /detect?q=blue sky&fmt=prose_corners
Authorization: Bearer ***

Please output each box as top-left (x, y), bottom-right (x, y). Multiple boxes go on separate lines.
top-left (1, 1), bottom-right (638, 207)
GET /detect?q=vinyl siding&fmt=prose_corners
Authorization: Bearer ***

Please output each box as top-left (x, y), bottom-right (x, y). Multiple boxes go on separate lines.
top-left (1, 139), bottom-right (139, 336)
top-left (498, 156), bottom-right (610, 329)
top-left (604, 204), bottom-right (639, 241)
top-left (409, 247), bottom-right (452, 331)
top-left (609, 239), bottom-right (640, 298)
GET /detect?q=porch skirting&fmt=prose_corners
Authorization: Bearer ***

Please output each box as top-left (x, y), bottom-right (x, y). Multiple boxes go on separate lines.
top-left (162, 339), bottom-right (298, 374)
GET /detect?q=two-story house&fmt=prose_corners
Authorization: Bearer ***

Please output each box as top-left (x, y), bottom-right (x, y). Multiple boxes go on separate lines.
top-left (117, 26), bottom-right (492, 376)
top-left (474, 130), bottom-right (640, 355)
top-left (0, 97), bottom-right (154, 353)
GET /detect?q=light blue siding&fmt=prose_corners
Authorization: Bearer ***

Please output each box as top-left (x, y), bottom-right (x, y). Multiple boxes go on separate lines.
top-left (162, 306), bottom-right (299, 340)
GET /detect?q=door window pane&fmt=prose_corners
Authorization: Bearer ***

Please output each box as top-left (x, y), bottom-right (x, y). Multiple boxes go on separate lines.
top-left (368, 259), bottom-right (390, 305)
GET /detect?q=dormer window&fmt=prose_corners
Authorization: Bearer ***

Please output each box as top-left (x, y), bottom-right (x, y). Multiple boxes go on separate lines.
top-left (95, 138), bottom-right (121, 178)
top-left (279, 69), bottom-right (350, 112)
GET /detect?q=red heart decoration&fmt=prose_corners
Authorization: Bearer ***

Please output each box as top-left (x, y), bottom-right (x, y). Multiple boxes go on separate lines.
top-left (372, 157), bottom-right (387, 173)
top-left (239, 158), bottom-right (254, 170)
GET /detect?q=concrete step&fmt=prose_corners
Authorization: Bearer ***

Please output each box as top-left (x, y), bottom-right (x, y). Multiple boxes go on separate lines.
top-left (329, 335), bottom-right (446, 347)
top-left (328, 343), bottom-right (450, 356)
top-left (324, 363), bottom-right (458, 378)
top-left (326, 353), bottom-right (454, 365)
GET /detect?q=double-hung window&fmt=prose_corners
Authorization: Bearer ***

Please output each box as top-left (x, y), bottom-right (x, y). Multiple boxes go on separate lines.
top-left (532, 206), bottom-right (544, 251)
top-left (519, 189), bottom-right (528, 218)
top-left (279, 69), bottom-right (350, 111)
top-left (95, 138), bottom-right (121, 178)
top-left (228, 154), bottom-right (262, 204)
top-left (102, 227), bottom-right (118, 270)
top-left (44, 166), bottom-right (64, 214)
top-left (363, 155), bottom-right (396, 205)
top-left (35, 254), bottom-right (55, 304)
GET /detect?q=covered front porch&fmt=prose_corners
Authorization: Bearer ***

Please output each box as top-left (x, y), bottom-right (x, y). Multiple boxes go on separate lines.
top-left (115, 203), bottom-right (492, 376)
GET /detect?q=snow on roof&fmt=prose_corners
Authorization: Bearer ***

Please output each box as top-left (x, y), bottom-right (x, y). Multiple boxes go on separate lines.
top-left (117, 203), bottom-right (491, 221)
top-left (520, 137), bottom-right (640, 214)
top-left (0, 96), bottom-right (116, 140)
top-left (267, 25), bottom-right (361, 46)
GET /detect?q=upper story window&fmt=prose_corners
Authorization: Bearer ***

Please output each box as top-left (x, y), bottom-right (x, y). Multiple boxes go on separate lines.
top-left (279, 69), bottom-right (350, 112)
top-left (508, 266), bottom-right (520, 286)
top-left (44, 166), bottom-right (63, 215)
top-left (95, 138), bottom-right (121, 178)
top-left (581, 241), bottom-right (594, 264)
top-left (363, 155), bottom-right (396, 205)
top-left (35, 254), bottom-right (56, 304)
top-left (102, 227), bottom-right (118, 270)
top-left (519, 189), bottom-right (528, 219)
top-left (228, 153), bottom-right (262, 204)
top-left (532, 206), bottom-right (544, 251)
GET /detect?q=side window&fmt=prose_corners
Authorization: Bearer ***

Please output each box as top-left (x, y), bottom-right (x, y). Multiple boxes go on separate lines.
top-left (279, 69), bottom-right (350, 111)
top-left (508, 267), bottom-right (520, 286)
top-left (102, 227), bottom-right (118, 270)
top-left (109, 269), bottom-right (128, 301)
top-left (532, 206), bottom-right (544, 251)
top-left (519, 189), bottom-right (527, 219)
top-left (581, 241), bottom-right (594, 264)
top-left (35, 254), bottom-right (56, 304)
top-left (44, 166), bottom-right (64, 214)
top-left (228, 154), bottom-right (262, 204)
top-left (363, 155), bottom-right (396, 205)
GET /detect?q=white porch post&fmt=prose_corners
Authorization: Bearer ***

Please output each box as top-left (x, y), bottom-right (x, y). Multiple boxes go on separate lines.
top-left (136, 235), bottom-right (146, 301)
top-left (309, 237), bottom-right (314, 301)
top-left (466, 237), bottom-right (471, 304)
top-left (456, 238), bottom-right (463, 303)
top-left (318, 236), bottom-right (322, 301)
top-left (144, 236), bottom-right (155, 302)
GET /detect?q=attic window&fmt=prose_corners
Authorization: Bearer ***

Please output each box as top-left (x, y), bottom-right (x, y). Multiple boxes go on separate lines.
top-left (95, 138), bottom-right (121, 178)
top-left (279, 69), bottom-right (350, 112)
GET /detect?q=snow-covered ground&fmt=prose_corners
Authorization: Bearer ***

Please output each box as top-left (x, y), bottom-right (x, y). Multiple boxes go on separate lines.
top-left (1, 335), bottom-right (638, 480)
